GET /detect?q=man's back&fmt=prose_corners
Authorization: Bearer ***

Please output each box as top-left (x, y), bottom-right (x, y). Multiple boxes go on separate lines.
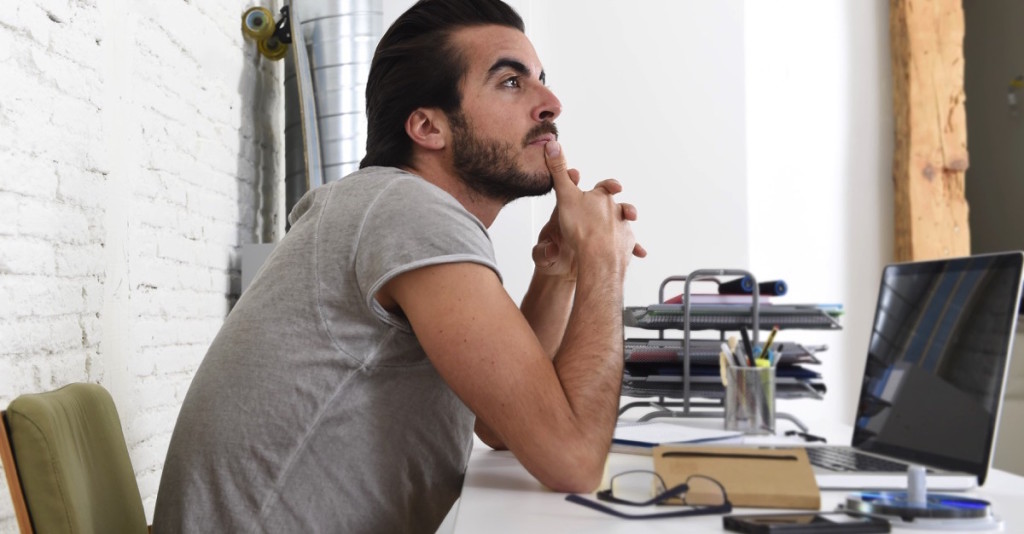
top-left (153, 167), bottom-right (499, 533)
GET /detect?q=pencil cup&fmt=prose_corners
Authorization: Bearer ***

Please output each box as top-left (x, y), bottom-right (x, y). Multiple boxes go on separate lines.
top-left (724, 366), bottom-right (776, 435)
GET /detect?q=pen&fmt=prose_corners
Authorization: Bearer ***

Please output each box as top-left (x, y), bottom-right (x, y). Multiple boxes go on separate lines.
top-left (785, 430), bottom-right (827, 443)
top-left (739, 328), bottom-right (755, 366)
top-left (772, 343), bottom-right (784, 367)
top-left (724, 341), bottom-right (744, 367)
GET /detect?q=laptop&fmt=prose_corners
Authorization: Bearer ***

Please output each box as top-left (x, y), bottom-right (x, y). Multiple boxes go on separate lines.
top-left (808, 252), bottom-right (1024, 491)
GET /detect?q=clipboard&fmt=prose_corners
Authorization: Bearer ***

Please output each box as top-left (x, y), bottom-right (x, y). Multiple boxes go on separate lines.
top-left (652, 445), bottom-right (820, 509)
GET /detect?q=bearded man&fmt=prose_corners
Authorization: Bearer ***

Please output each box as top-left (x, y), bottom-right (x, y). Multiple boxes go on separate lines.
top-left (154, 1), bottom-right (644, 532)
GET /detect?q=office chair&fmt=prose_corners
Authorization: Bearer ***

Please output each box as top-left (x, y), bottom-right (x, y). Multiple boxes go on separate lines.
top-left (0, 383), bottom-right (148, 534)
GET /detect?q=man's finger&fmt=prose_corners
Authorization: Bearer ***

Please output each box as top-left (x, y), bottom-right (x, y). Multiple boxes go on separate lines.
top-left (593, 178), bottom-right (623, 195)
top-left (545, 141), bottom-right (576, 198)
top-left (532, 239), bottom-right (555, 266)
top-left (567, 168), bottom-right (581, 186)
top-left (620, 203), bottom-right (638, 221)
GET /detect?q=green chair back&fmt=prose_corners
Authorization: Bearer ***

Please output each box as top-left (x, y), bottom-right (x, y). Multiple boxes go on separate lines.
top-left (4, 383), bottom-right (148, 534)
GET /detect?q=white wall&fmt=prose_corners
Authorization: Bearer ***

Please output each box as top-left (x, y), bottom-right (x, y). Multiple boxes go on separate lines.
top-left (522, 1), bottom-right (752, 307)
top-left (745, 0), bottom-right (892, 426)
top-left (0, 1), bottom-right (283, 530)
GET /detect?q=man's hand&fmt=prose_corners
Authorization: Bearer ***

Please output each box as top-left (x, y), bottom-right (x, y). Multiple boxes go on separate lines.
top-left (531, 167), bottom-right (579, 278)
top-left (387, 141), bottom-right (648, 494)
top-left (543, 141), bottom-right (646, 270)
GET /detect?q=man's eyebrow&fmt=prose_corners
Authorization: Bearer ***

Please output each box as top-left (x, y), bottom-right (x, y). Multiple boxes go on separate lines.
top-left (487, 58), bottom-right (546, 85)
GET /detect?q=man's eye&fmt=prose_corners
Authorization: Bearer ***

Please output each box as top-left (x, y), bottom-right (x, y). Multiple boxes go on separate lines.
top-left (502, 77), bottom-right (521, 88)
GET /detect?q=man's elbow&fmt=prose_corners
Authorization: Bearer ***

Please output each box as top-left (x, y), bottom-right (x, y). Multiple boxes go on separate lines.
top-left (474, 421), bottom-right (508, 450)
top-left (534, 447), bottom-right (608, 494)
top-left (477, 433), bottom-right (508, 450)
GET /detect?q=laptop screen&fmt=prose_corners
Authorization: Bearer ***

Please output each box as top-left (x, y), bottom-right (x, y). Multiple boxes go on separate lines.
top-left (852, 252), bottom-right (1024, 483)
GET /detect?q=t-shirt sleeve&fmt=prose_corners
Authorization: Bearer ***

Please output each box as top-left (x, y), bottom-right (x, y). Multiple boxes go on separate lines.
top-left (354, 178), bottom-right (501, 329)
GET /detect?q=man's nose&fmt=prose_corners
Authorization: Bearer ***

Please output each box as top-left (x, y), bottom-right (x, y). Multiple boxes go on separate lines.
top-left (533, 85), bottom-right (562, 122)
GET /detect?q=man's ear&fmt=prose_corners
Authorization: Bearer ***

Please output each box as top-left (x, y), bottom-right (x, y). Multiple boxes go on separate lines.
top-left (405, 108), bottom-right (447, 151)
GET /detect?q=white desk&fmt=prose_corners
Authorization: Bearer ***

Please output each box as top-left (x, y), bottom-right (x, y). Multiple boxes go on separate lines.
top-left (452, 423), bottom-right (1024, 533)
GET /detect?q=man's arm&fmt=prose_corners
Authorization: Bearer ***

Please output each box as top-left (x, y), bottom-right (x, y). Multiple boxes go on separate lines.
top-left (474, 269), bottom-right (574, 449)
top-left (520, 270), bottom-right (575, 358)
top-left (475, 178), bottom-right (587, 449)
top-left (518, 165), bottom-right (585, 359)
top-left (381, 141), bottom-right (642, 493)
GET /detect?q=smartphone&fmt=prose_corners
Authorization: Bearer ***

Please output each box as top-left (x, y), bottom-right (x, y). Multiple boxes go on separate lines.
top-left (723, 511), bottom-right (890, 533)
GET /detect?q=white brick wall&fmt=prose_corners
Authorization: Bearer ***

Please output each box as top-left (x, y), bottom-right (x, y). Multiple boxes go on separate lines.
top-left (0, 0), bottom-right (284, 530)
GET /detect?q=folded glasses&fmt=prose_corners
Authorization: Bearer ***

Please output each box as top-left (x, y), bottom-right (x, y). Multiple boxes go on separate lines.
top-left (565, 471), bottom-right (732, 519)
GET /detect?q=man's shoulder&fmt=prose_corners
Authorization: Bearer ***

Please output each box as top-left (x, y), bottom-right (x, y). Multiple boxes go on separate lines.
top-left (333, 165), bottom-right (409, 192)
top-left (336, 166), bottom-right (451, 203)
top-left (356, 166), bottom-right (450, 194)
top-left (348, 165), bottom-right (414, 182)
top-left (291, 167), bottom-right (434, 221)
top-left (345, 167), bottom-right (479, 223)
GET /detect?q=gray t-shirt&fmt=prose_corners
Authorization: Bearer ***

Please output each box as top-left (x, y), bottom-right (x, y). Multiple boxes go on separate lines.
top-left (153, 167), bottom-right (500, 533)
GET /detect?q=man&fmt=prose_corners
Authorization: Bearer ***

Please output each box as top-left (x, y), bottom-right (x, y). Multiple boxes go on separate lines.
top-left (153, 0), bottom-right (643, 532)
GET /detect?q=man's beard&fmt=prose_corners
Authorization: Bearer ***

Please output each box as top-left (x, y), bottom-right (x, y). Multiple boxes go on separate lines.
top-left (449, 111), bottom-right (558, 204)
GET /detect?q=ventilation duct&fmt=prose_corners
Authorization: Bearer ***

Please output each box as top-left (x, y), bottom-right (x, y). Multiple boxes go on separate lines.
top-left (284, 0), bottom-right (383, 219)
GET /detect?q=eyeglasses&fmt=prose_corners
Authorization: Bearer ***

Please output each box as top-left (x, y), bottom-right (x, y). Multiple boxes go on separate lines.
top-left (565, 471), bottom-right (732, 519)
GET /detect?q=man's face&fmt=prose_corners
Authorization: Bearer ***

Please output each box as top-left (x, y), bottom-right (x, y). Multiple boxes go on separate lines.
top-left (447, 25), bottom-right (562, 203)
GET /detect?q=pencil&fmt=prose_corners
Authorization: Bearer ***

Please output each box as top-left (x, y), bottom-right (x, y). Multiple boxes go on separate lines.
top-left (761, 326), bottom-right (780, 361)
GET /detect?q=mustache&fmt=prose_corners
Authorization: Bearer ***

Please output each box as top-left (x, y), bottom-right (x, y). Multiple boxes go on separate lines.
top-left (523, 121), bottom-right (559, 147)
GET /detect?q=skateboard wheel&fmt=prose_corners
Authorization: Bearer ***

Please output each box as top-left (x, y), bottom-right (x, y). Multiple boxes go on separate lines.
top-left (242, 7), bottom-right (274, 40)
top-left (258, 36), bottom-right (288, 61)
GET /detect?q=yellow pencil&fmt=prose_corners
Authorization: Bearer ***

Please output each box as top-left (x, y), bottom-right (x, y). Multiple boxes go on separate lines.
top-left (760, 326), bottom-right (779, 361)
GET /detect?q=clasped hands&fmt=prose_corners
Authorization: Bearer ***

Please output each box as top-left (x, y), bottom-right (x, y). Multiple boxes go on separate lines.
top-left (532, 140), bottom-right (647, 277)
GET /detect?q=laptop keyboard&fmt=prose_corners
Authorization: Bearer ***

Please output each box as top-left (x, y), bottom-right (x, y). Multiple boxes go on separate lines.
top-left (806, 447), bottom-right (912, 472)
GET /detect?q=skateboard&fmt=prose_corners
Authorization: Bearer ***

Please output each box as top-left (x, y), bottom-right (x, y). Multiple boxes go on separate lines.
top-left (241, 5), bottom-right (291, 61)
top-left (241, 2), bottom-right (325, 195)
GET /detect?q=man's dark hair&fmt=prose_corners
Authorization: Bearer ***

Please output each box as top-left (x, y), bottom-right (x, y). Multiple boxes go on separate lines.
top-left (359, 0), bottom-right (525, 169)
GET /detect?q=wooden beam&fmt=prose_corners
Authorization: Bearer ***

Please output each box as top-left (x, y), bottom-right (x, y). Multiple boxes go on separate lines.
top-left (890, 0), bottom-right (970, 261)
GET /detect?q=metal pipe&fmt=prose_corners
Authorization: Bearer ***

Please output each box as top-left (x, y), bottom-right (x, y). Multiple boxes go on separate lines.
top-left (284, 0), bottom-right (382, 219)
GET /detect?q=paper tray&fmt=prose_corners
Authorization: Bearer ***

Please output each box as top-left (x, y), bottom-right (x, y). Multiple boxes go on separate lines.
top-left (624, 305), bottom-right (843, 331)
top-left (624, 338), bottom-right (823, 365)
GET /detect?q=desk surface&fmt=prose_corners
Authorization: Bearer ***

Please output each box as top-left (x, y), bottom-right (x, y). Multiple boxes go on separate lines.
top-left (452, 422), bottom-right (1024, 533)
